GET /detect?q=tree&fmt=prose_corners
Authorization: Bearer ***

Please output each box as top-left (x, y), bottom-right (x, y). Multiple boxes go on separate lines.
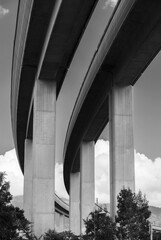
top-left (116, 188), bottom-right (151, 240)
top-left (0, 172), bottom-right (32, 239)
top-left (83, 209), bottom-right (116, 240)
top-left (153, 231), bottom-right (161, 240)
top-left (43, 229), bottom-right (79, 239)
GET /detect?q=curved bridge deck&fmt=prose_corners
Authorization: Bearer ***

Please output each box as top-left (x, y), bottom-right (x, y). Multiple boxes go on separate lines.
top-left (11, 0), bottom-right (161, 236)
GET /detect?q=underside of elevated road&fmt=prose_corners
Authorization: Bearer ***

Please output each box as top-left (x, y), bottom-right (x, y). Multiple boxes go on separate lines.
top-left (11, 0), bottom-right (99, 171)
top-left (11, 0), bottom-right (161, 196)
top-left (55, 194), bottom-right (69, 217)
top-left (63, 0), bottom-right (161, 192)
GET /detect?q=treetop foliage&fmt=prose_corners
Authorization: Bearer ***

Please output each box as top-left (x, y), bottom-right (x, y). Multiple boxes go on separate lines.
top-left (0, 172), bottom-right (152, 240)
top-left (116, 188), bottom-right (151, 240)
top-left (83, 188), bottom-right (151, 240)
top-left (83, 209), bottom-right (116, 240)
top-left (0, 172), bottom-right (32, 240)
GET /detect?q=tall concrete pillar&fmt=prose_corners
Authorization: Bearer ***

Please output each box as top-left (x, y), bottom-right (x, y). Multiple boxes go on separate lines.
top-left (23, 139), bottom-right (33, 222)
top-left (80, 141), bottom-right (95, 234)
top-left (69, 172), bottom-right (80, 235)
top-left (32, 80), bottom-right (56, 236)
top-left (59, 214), bottom-right (65, 232)
top-left (55, 213), bottom-right (66, 233)
top-left (109, 85), bottom-right (135, 219)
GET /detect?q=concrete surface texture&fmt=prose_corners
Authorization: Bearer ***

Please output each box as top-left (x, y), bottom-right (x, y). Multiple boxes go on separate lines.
top-left (109, 85), bottom-right (135, 219)
top-left (69, 172), bottom-right (80, 235)
top-left (23, 139), bottom-right (33, 222)
top-left (32, 80), bottom-right (56, 236)
top-left (80, 141), bottom-right (95, 233)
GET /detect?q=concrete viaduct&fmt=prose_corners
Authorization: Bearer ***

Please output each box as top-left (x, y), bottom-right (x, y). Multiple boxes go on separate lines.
top-left (11, 0), bottom-right (161, 237)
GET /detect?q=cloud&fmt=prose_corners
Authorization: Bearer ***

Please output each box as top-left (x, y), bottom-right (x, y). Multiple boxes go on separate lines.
top-left (0, 149), bottom-right (69, 199)
top-left (55, 163), bottom-right (69, 199)
top-left (95, 140), bottom-right (161, 207)
top-left (0, 149), bottom-right (69, 200)
top-left (103, 0), bottom-right (118, 9)
top-left (135, 152), bottom-right (161, 207)
top-left (0, 5), bottom-right (9, 17)
top-left (0, 149), bottom-right (23, 196)
top-left (95, 140), bottom-right (109, 203)
top-left (2, 141), bottom-right (161, 208)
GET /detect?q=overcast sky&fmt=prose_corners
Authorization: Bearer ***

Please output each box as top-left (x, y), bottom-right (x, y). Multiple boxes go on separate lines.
top-left (0, 0), bottom-right (17, 153)
top-left (1, 0), bottom-right (161, 208)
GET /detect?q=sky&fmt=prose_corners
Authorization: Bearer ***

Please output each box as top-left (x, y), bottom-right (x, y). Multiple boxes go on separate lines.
top-left (1, 0), bottom-right (161, 208)
top-left (0, 0), bottom-right (17, 153)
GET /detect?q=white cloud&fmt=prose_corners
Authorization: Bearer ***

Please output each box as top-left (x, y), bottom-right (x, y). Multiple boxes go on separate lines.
top-left (95, 139), bottom-right (161, 207)
top-left (0, 149), bottom-right (23, 196)
top-left (0, 5), bottom-right (9, 17)
top-left (1, 141), bottom-right (161, 208)
top-left (0, 149), bottom-right (69, 199)
top-left (95, 139), bottom-right (109, 157)
top-left (103, 0), bottom-right (118, 10)
top-left (55, 163), bottom-right (69, 199)
top-left (95, 140), bottom-right (109, 203)
top-left (135, 152), bottom-right (161, 207)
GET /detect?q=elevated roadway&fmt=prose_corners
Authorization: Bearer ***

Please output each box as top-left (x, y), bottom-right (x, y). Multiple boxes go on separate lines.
top-left (11, 0), bottom-right (99, 171)
top-left (11, 0), bottom-right (161, 236)
top-left (63, 0), bottom-right (161, 192)
top-left (11, 0), bottom-right (99, 233)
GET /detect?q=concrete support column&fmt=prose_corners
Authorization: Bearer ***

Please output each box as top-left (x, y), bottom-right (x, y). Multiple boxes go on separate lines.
top-left (109, 85), bottom-right (135, 219)
top-left (80, 141), bottom-right (95, 234)
top-left (59, 214), bottom-right (65, 232)
top-left (32, 80), bottom-right (56, 236)
top-left (64, 216), bottom-right (69, 231)
top-left (55, 212), bottom-right (60, 232)
top-left (69, 172), bottom-right (80, 235)
top-left (55, 212), bottom-right (64, 232)
top-left (23, 139), bottom-right (33, 222)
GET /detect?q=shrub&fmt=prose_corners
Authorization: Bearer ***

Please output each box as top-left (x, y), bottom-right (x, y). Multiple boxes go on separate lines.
top-left (116, 188), bottom-right (151, 240)
top-left (83, 209), bottom-right (116, 240)
top-left (44, 229), bottom-right (79, 240)
top-left (0, 172), bottom-right (32, 239)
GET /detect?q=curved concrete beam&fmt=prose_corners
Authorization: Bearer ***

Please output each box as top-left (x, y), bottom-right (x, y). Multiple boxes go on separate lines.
top-left (11, 0), bottom-right (99, 172)
top-left (55, 194), bottom-right (69, 217)
top-left (12, 0), bottom-right (161, 210)
top-left (63, 0), bottom-right (137, 192)
top-left (63, 0), bottom-right (161, 193)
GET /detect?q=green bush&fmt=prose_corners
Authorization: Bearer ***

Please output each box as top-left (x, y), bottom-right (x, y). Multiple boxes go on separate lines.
top-left (0, 172), bottom-right (151, 240)
top-left (43, 229), bottom-right (79, 240)
top-left (153, 231), bottom-right (161, 240)
top-left (0, 172), bottom-right (32, 239)
top-left (116, 188), bottom-right (151, 240)
top-left (83, 209), bottom-right (116, 240)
